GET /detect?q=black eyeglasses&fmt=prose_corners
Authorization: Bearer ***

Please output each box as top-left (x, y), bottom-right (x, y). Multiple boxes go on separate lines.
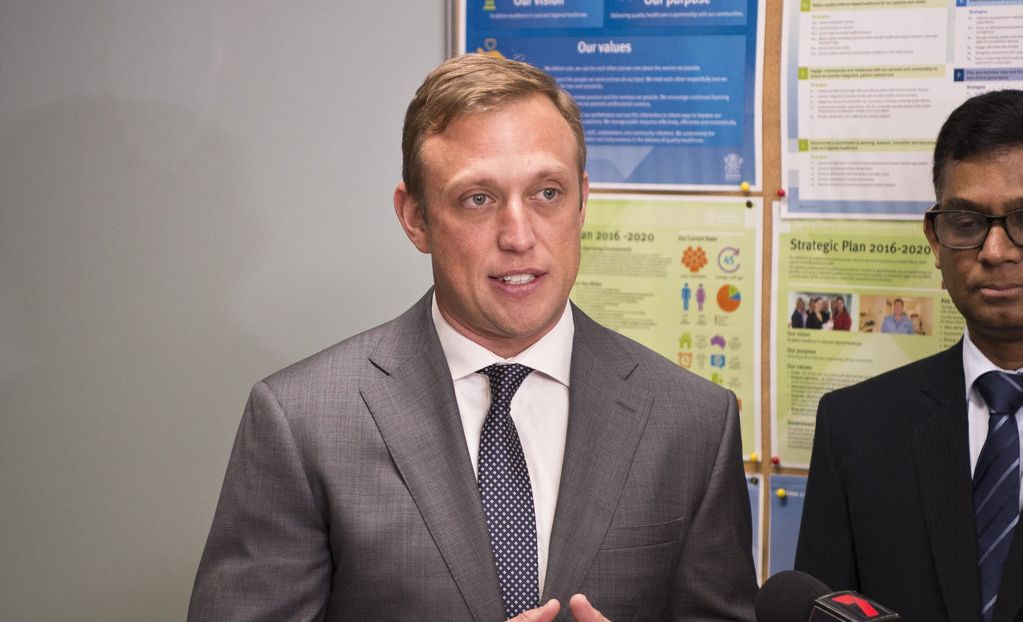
top-left (925, 206), bottom-right (1023, 249)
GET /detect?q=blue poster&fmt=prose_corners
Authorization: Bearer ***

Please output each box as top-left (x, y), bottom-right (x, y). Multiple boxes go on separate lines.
top-left (768, 473), bottom-right (807, 576)
top-left (458, 0), bottom-right (763, 190)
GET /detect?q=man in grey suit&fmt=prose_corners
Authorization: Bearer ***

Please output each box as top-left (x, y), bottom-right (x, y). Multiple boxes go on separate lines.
top-left (189, 54), bottom-right (757, 622)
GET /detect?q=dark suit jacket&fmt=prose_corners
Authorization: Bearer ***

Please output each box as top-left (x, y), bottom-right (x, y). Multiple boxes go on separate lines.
top-left (791, 309), bottom-right (805, 329)
top-left (795, 342), bottom-right (1023, 622)
top-left (189, 291), bottom-right (757, 621)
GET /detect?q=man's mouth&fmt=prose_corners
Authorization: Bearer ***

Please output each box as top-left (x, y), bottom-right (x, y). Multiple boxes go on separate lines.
top-left (501, 274), bottom-right (536, 285)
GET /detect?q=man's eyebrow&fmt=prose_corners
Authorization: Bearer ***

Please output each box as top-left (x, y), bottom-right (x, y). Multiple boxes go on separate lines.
top-left (941, 197), bottom-right (1023, 211)
top-left (446, 174), bottom-right (501, 190)
top-left (529, 168), bottom-right (572, 181)
top-left (446, 168), bottom-right (572, 191)
top-left (941, 197), bottom-right (982, 210)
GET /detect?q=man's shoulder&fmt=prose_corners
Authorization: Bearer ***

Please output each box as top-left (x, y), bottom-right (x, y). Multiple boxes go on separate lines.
top-left (818, 342), bottom-right (962, 427)
top-left (260, 293), bottom-right (432, 395)
top-left (572, 305), bottom-right (730, 402)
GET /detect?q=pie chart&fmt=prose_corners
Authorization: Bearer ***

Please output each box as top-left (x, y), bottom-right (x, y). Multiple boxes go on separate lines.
top-left (717, 285), bottom-right (742, 312)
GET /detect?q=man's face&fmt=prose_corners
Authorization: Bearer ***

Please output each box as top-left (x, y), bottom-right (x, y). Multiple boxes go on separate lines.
top-left (893, 300), bottom-right (904, 316)
top-left (925, 147), bottom-right (1023, 346)
top-left (395, 95), bottom-right (588, 357)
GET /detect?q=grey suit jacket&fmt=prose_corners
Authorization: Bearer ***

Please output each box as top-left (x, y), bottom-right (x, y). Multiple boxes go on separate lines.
top-left (189, 291), bottom-right (757, 621)
top-left (796, 342), bottom-right (1023, 622)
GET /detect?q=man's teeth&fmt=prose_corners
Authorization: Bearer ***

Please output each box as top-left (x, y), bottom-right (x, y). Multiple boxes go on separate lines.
top-left (502, 274), bottom-right (535, 285)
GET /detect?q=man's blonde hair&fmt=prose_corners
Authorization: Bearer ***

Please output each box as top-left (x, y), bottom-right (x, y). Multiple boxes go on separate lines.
top-left (401, 54), bottom-right (586, 206)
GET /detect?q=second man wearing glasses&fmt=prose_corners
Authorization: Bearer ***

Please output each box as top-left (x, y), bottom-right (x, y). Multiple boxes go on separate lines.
top-left (796, 89), bottom-right (1023, 622)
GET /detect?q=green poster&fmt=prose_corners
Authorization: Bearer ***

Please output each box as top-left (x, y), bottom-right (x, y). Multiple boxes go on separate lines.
top-left (771, 215), bottom-right (965, 466)
top-left (573, 195), bottom-right (762, 458)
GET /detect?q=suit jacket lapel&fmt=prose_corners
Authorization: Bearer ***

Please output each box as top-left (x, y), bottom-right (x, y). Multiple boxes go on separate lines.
top-left (913, 342), bottom-right (983, 622)
top-left (542, 307), bottom-right (652, 607)
top-left (994, 512), bottom-right (1023, 622)
top-left (359, 293), bottom-right (504, 622)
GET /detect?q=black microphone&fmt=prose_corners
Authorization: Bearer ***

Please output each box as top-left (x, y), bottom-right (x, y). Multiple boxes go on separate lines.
top-left (755, 570), bottom-right (900, 622)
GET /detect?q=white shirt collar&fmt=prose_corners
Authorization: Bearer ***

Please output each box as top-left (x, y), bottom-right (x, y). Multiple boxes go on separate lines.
top-left (431, 293), bottom-right (574, 387)
top-left (962, 326), bottom-right (1023, 398)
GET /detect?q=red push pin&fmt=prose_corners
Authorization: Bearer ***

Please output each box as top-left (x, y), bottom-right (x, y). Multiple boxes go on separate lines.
top-left (770, 455), bottom-right (781, 466)
top-left (776, 188), bottom-right (786, 198)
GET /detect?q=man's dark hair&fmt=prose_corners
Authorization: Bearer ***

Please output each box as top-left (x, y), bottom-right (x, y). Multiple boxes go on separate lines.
top-left (933, 89), bottom-right (1023, 196)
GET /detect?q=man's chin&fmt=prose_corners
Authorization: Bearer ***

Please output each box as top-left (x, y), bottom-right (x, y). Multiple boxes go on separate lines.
top-left (486, 314), bottom-right (562, 346)
top-left (967, 315), bottom-right (1023, 340)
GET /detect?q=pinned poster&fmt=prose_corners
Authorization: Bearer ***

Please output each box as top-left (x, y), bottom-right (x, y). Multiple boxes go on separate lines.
top-left (770, 213), bottom-right (965, 466)
top-left (455, 0), bottom-right (765, 190)
top-left (769, 474), bottom-right (807, 576)
top-left (572, 194), bottom-right (762, 458)
top-left (780, 0), bottom-right (1023, 218)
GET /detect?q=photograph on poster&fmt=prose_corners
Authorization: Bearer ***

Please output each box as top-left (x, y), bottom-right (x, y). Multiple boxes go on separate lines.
top-left (787, 292), bottom-right (853, 332)
top-left (858, 295), bottom-right (932, 336)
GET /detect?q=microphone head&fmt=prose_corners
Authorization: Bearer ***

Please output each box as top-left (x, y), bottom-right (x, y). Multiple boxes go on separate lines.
top-left (755, 570), bottom-right (832, 622)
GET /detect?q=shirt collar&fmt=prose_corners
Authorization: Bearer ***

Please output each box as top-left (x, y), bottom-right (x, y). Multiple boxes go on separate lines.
top-left (962, 326), bottom-right (1023, 398)
top-left (431, 293), bottom-right (574, 387)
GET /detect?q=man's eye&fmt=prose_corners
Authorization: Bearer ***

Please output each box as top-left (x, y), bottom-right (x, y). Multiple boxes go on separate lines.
top-left (948, 213), bottom-right (982, 231)
top-left (466, 193), bottom-right (489, 207)
top-left (538, 188), bottom-right (560, 201)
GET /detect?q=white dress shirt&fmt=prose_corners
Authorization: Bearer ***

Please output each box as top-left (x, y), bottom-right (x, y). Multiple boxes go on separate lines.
top-left (961, 327), bottom-right (1023, 510)
top-left (431, 295), bottom-right (573, 594)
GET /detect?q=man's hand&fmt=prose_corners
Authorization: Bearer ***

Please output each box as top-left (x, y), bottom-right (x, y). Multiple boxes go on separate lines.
top-left (508, 595), bottom-right (612, 622)
top-left (568, 594), bottom-right (611, 622)
top-left (510, 599), bottom-right (560, 622)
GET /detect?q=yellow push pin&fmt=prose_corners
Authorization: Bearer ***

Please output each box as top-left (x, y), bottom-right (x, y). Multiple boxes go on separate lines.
top-left (776, 488), bottom-right (787, 500)
top-left (749, 452), bottom-right (760, 463)
top-left (740, 181), bottom-right (750, 193)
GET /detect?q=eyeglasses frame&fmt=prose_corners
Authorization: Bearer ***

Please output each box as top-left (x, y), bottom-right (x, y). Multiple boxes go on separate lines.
top-left (924, 205), bottom-right (1023, 250)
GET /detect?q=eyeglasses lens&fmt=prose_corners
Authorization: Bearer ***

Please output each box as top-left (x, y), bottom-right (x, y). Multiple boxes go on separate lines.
top-left (935, 211), bottom-right (1023, 248)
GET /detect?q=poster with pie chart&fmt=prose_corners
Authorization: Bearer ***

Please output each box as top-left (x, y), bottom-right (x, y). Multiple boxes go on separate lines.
top-left (718, 285), bottom-right (742, 313)
top-left (573, 194), bottom-right (763, 458)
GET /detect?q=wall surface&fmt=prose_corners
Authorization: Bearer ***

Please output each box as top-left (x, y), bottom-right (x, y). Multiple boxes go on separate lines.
top-left (0, 2), bottom-right (444, 618)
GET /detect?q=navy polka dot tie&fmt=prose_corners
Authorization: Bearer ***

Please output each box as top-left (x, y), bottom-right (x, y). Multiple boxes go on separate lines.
top-left (973, 371), bottom-right (1023, 622)
top-left (477, 363), bottom-right (538, 619)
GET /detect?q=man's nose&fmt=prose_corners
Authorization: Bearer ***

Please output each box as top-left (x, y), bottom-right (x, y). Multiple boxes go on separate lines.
top-left (498, 199), bottom-right (537, 252)
top-left (978, 220), bottom-right (1023, 264)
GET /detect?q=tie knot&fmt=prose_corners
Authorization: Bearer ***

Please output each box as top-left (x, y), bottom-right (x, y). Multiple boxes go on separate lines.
top-left (975, 371), bottom-right (1023, 416)
top-left (479, 363), bottom-right (534, 407)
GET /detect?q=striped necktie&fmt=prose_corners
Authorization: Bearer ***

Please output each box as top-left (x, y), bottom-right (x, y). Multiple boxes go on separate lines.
top-left (973, 371), bottom-right (1023, 622)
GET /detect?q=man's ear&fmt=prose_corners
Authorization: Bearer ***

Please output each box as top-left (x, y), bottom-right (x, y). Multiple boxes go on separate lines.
top-left (394, 182), bottom-right (431, 254)
top-left (578, 171), bottom-right (590, 226)
top-left (923, 216), bottom-right (941, 270)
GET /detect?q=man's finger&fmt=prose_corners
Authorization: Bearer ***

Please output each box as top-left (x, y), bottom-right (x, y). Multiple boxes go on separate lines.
top-left (568, 593), bottom-right (611, 622)
top-left (509, 598), bottom-right (560, 622)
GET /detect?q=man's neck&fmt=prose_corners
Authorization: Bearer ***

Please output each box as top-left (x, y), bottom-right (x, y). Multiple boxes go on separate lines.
top-left (968, 325), bottom-right (1023, 370)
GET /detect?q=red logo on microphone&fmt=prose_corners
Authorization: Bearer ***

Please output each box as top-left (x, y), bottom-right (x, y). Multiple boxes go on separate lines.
top-left (832, 594), bottom-right (880, 617)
